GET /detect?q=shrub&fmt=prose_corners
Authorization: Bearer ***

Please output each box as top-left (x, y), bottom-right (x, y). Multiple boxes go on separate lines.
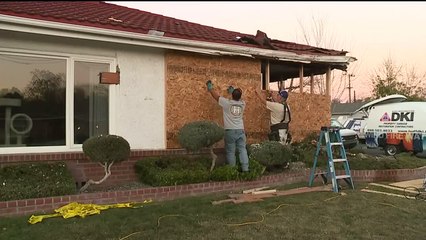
top-left (290, 132), bottom-right (330, 170)
top-left (0, 162), bottom-right (76, 201)
top-left (83, 135), bottom-right (130, 164)
top-left (135, 156), bottom-right (265, 186)
top-left (210, 165), bottom-right (240, 181)
top-left (238, 159), bottom-right (266, 181)
top-left (178, 120), bottom-right (224, 171)
top-left (135, 156), bottom-right (211, 186)
top-left (290, 132), bottom-right (319, 162)
top-left (249, 141), bottom-right (293, 170)
top-left (80, 134), bottom-right (131, 192)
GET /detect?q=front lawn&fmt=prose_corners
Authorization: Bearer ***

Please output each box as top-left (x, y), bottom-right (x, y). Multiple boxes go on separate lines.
top-left (1, 182), bottom-right (425, 240)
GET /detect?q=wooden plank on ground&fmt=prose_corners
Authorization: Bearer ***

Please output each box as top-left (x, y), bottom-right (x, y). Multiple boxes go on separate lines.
top-left (361, 188), bottom-right (417, 200)
top-left (369, 183), bottom-right (419, 194)
top-left (252, 189), bottom-right (277, 195)
top-left (212, 186), bottom-right (331, 205)
top-left (242, 187), bottom-right (270, 194)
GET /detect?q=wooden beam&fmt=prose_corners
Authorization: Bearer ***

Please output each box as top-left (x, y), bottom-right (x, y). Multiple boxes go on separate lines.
top-left (361, 189), bottom-right (417, 200)
top-left (252, 189), bottom-right (277, 195)
top-left (310, 74), bottom-right (314, 94)
top-left (326, 67), bottom-right (331, 97)
top-left (266, 60), bottom-right (270, 90)
top-left (299, 64), bottom-right (304, 93)
top-left (242, 187), bottom-right (270, 194)
top-left (211, 186), bottom-right (331, 205)
top-left (369, 183), bottom-right (419, 194)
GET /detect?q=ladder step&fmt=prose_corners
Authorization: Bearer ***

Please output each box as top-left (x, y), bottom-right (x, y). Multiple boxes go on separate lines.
top-left (330, 142), bottom-right (343, 146)
top-left (332, 158), bottom-right (347, 163)
top-left (335, 175), bottom-right (351, 180)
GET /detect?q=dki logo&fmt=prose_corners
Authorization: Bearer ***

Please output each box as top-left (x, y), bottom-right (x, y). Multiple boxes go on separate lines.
top-left (391, 111), bottom-right (414, 121)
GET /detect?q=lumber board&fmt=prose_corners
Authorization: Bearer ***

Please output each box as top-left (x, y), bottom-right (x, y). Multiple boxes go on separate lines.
top-left (361, 189), bottom-right (417, 200)
top-left (251, 189), bottom-right (277, 195)
top-left (242, 187), bottom-right (270, 194)
top-left (212, 186), bottom-right (331, 205)
top-left (368, 183), bottom-right (419, 194)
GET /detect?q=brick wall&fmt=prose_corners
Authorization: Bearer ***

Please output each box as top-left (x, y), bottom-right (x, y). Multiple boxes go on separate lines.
top-left (1, 167), bottom-right (425, 217)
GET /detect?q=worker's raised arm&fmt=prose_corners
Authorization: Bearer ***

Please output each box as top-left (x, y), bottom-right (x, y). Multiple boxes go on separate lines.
top-left (206, 80), bottom-right (220, 102)
top-left (255, 88), bottom-right (267, 105)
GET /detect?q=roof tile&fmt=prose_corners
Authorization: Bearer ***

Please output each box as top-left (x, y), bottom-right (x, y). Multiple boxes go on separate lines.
top-left (0, 1), bottom-right (347, 56)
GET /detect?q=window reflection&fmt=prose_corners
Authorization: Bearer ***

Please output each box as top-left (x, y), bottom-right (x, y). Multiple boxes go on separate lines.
top-left (0, 55), bottom-right (66, 147)
top-left (0, 55), bottom-right (111, 148)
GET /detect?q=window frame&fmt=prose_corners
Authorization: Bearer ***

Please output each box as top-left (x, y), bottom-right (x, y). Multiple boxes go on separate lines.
top-left (0, 49), bottom-right (117, 154)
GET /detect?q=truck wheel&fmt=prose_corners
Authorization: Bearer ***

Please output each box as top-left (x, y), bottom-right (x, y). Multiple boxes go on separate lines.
top-left (385, 145), bottom-right (399, 156)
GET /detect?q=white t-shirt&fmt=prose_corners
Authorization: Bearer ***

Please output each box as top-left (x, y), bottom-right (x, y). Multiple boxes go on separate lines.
top-left (218, 96), bottom-right (245, 129)
top-left (266, 101), bottom-right (290, 125)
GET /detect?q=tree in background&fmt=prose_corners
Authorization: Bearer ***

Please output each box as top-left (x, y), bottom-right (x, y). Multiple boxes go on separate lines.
top-left (371, 56), bottom-right (426, 101)
top-left (294, 14), bottom-right (359, 102)
top-left (24, 69), bottom-right (65, 102)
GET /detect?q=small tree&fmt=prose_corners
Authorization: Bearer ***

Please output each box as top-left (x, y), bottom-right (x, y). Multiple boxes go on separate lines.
top-left (80, 134), bottom-right (130, 192)
top-left (178, 121), bottom-right (224, 171)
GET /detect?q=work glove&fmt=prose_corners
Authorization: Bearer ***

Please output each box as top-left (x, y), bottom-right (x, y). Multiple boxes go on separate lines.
top-left (206, 80), bottom-right (213, 91)
top-left (227, 86), bottom-right (234, 94)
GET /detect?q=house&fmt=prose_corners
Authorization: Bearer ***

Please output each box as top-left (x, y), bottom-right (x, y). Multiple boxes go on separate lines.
top-left (0, 1), bottom-right (356, 186)
top-left (331, 101), bottom-right (367, 125)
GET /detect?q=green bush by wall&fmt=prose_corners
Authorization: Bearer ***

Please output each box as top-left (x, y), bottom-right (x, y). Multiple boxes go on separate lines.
top-left (0, 162), bottom-right (76, 201)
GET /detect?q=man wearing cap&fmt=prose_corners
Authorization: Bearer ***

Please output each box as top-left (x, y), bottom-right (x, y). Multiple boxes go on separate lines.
top-left (206, 80), bottom-right (249, 172)
top-left (255, 88), bottom-right (292, 145)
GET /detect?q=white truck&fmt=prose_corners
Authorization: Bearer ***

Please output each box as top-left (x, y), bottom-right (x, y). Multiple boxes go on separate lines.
top-left (344, 117), bottom-right (368, 141)
top-left (363, 100), bottom-right (426, 156)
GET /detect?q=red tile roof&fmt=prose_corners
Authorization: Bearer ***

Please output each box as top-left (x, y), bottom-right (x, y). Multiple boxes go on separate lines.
top-left (0, 1), bottom-right (347, 56)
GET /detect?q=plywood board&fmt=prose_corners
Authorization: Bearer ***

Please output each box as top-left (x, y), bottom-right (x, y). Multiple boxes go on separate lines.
top-left (165, 50), bottom-right (331, 148)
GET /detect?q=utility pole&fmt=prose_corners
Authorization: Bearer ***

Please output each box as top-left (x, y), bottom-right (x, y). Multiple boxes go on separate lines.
top-left (347, 73), bottom-right (355, 103)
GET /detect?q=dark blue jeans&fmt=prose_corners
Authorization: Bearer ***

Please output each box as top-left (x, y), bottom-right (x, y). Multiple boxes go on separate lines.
top-left (224, 129), bottom-right (249, 172)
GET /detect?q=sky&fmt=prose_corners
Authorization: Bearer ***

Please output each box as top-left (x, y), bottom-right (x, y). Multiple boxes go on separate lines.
top-left (108, 1), bottom-right (426, 101)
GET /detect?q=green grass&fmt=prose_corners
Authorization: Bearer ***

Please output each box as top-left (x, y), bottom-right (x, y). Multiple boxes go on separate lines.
top-left (1, 182), bottom-right (426, 240)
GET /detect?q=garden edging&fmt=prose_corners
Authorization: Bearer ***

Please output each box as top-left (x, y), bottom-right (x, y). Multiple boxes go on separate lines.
top-left (1, 167), bottom-right (425, 217)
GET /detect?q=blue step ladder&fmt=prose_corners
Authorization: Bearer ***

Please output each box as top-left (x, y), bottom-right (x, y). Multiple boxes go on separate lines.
top-left (308, 126), bottom-right (355, 193)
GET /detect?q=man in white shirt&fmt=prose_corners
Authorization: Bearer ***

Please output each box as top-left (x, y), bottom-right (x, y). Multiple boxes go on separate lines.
top-left (206, 80), bottom-right (249, 172)
top-left (255, 88), bottom-right (292, 145)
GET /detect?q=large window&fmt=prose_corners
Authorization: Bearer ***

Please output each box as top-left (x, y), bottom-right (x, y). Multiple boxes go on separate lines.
top-left (0, 53), bottom-right (111, 149)
top-left (74, 61), bottom-right (109, 144)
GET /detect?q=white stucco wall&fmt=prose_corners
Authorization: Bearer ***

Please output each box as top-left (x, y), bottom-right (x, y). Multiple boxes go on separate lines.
top-left (0, 30), bottom-right (166, 152)
top-left (115, 50), bottom-right (165, 149)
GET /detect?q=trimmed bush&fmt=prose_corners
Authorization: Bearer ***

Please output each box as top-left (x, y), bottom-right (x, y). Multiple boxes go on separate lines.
top-left (178, 121), bottom-right (224, 151)
top-left (83, 134), bottom-right (130, 164)
top-left (80, 134), bottom-right (131, 192)
top-left (178, 120), bottom-right (225, 171)
top-left (249, 141), bottom-right (293, 169)
top-left (0, 162), bottom-right (76, 201)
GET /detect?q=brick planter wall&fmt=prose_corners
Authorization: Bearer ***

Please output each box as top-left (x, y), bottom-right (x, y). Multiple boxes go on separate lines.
top-left (0, 149), bottom-right (219, 189)
top-left (1, 167), bottom-right (425, 217)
